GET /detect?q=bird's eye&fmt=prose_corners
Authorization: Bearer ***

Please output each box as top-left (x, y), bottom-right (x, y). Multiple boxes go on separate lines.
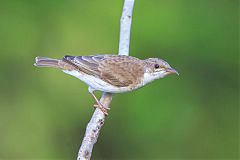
top-left (154, 64), bottom-right (160, 69)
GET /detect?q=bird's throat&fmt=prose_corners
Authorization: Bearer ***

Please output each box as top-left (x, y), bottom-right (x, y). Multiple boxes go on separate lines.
top-left (142, 72), bottom-right (164, 86)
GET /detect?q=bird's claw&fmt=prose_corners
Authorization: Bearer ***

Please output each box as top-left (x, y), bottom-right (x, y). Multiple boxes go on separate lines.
top-left (93, 104), bottom-right (109, 116)
top-left (93, 104), bottom-right (110, 110)
top-left (93, 104), bottom-right (97, 108)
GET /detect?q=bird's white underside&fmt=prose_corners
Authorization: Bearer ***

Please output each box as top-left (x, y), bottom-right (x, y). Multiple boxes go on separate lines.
top-left (63, 70), bottom-right (131, 93)
top-left (63, 70), bottom-right (165, 93)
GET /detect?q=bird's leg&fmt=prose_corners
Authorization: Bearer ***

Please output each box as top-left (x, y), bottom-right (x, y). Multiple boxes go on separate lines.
top-left (90, 92), bottom-right (109, 116)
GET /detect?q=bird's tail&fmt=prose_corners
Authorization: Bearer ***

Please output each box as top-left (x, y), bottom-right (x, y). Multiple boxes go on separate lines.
top-left (34, 57), bottom-right (60, 68)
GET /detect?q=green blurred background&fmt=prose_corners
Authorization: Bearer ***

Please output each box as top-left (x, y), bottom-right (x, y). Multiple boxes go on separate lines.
top-left (0, 0), bottom-right (238, 159)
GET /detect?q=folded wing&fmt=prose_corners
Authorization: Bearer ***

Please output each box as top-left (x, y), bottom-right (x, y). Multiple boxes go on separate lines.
top-left (63, 55), bottom-right (144, 87)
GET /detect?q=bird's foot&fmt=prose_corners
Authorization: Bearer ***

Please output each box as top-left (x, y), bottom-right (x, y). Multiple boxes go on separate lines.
top-left (93, 104), bottom-right (110, 110)
top-left (93, 104), bottom-right (109, 116)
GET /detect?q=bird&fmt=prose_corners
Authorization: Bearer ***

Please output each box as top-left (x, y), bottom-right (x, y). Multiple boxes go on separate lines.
top-left (34, 55), bottom-right (179, 115)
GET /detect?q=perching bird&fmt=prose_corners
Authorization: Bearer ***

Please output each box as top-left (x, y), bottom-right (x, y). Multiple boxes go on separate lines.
top-left (34, 55), bottom-right (178, 115)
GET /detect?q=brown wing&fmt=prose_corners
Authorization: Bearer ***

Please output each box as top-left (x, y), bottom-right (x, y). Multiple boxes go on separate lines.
top-left (98, 56), bottom-right (144, 87)
top-left (63, 55), bottom-right (144, 87)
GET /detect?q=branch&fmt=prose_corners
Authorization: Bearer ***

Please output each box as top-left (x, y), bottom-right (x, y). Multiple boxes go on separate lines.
top-left (77, 0), bottom-right (135, 159)
top-left (119, 0), bottom-right (134, 55)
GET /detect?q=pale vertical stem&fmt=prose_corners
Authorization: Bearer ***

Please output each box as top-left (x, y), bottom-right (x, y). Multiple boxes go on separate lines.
top-left (119, 0), bottom-right (134, 55)
top-left (77, 93), bottom-right (112, 160)
top-left (77, 0), bottom-right (135, 159)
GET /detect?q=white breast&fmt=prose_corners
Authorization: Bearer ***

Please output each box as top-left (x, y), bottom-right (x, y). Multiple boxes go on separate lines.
top-left (63, 70), bottom-right (132, 93)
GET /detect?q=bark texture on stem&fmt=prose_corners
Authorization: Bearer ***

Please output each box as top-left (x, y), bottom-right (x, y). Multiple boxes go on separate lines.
top-left (77, 93), bottom-right (112, 160)
top-left (77, 0), bottom-right (134, 159)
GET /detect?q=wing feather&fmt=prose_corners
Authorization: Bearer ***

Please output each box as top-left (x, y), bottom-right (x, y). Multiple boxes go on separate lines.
top-left (63, 55), bottom-right (144, 87)
top-left (99, 56), bottom-right (144, 87)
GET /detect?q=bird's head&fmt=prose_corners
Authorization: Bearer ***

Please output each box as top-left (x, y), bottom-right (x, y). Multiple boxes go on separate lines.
top-left (142, 58), bottom-right (179, 84)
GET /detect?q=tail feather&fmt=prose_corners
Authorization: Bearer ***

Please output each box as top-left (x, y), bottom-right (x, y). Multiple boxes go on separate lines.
top-left (34, 57), bottom-right (60, 68)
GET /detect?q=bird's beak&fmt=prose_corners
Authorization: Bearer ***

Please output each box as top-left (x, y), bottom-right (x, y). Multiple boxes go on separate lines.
top-left (166, 68), bottom-right (179, 75)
